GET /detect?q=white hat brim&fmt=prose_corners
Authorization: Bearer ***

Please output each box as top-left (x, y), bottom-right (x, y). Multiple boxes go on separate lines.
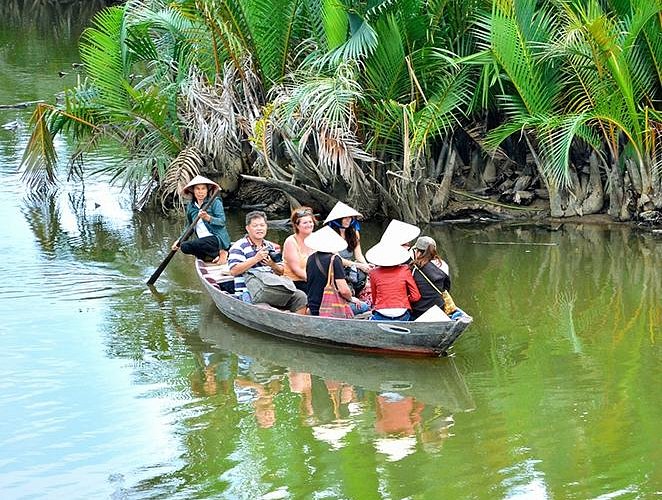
top-left (366, 242), bottom-right (411, 267)
top-left (380, 220), bottom-right (421, 246)
top-left (304, 226), bottom-right (348, 253)
top-left (323, 201), bottom-right (362, 225)
top-left (182, 175), bottom-right (220, 196)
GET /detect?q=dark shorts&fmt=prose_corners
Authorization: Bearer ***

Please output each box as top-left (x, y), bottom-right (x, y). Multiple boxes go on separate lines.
top-left (181, 236), bottom-right (221, 260)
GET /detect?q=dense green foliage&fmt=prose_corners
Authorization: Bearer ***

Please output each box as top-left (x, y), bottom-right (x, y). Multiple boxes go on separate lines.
top-left (20, 0), bottom-right (662, 221)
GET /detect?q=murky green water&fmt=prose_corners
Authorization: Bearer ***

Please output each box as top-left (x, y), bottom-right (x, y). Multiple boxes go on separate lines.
top-left (1, 15), bottom-right (661, 500)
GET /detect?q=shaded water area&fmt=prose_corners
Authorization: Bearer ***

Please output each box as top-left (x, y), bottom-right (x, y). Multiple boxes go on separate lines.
top-left (1, 15), bottom-right (661, 500)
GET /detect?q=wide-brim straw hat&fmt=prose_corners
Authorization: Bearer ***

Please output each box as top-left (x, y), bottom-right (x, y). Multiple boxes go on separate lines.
top-left (182, 175), bottom-right (220, 196)
top-left (323, 201), bottom-right (362, 224)
top-left (366, 241), bottom-right (411, 267)
top-left (305, 226), bottom-right (348, 253)
top-left (380, 219), bottom-right (421, 246)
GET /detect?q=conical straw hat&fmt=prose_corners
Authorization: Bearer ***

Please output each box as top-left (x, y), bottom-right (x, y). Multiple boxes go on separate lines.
top-left (323, 201), bottom-right (362, 224)
top-left (304, 226), bottom-right (348, 253)
top-left (414, 305), bottom-right (451, 322)
top-left (380, 219), bottom-right (421, 246)
top-left (182, 175), bottom-right (220, 196)
top-left (365, 241), bottom-right (410, 267)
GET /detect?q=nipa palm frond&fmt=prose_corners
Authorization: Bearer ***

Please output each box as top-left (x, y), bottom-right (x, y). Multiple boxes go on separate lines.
top-left (410, 70), bottom-right (472, 152)
top-left (79, 6), bottom-right (132, 111)
top-left (160, 146), bottom-right (204, 210)
top-left (490, 0), bottom-right (560, 116)
top-left (537, 113), bottom-right (600, 189)
top-left (318, 13), bottom-right (378, 68)
top-left (363, 15), bottom-right (408, 101)
top-left (20, 104), bottom-right (59, 191)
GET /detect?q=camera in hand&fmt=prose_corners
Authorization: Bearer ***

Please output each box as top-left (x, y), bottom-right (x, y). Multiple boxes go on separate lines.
top-left (268, 249), bottom-right (283, 263)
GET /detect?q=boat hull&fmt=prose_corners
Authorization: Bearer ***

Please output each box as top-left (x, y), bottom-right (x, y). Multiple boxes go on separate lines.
top-left (196, 260), bottom-right (472, 357)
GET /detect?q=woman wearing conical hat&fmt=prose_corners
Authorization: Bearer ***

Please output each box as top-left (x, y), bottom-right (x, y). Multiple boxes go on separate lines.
top-left (304, 226), bottom-right (370, 316)
top-left (365, 241), bottom-right (421, 321)
top-left (324, 201), bottom-right (372, 294)
top-left (171, 175), bottom-right (231, 264)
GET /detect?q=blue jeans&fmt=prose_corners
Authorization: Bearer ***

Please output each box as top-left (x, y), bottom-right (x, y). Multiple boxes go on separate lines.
top-left (370, 310), bottom-right (411, 321)
top-left (350, 300), bottom-right (370, 315)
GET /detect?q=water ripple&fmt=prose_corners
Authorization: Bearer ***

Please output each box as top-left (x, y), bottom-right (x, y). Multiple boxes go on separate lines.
top-left (0, 259), bottom-right (137, 303)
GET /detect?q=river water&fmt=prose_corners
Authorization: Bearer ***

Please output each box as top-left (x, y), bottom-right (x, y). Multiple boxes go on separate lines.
top-left (1, 14), bottom-right (661, 500)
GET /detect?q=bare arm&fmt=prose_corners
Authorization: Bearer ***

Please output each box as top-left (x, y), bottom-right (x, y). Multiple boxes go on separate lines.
top-left (334, 278), bottom-right (353, 301)
top-left (352, 241), bottom-right (372, 273)
top-left (283, 236), bottom-right (306, 280)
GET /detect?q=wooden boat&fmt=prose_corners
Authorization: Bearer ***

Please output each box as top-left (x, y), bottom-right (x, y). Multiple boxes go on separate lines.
top-left (197, 303), bottom-right (475, 412)
top-left (196, 259), bottom-right (472, 357)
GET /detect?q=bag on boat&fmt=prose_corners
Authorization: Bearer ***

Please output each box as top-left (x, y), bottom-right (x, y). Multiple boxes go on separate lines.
top-left (319, 256), bottom-right (354, 319)
top-left (441, 290), bottom-right (457, 315)
top-left (413, 265), bottom-right (458, 315)
top-left (245, 269), bottom-right (297, 307)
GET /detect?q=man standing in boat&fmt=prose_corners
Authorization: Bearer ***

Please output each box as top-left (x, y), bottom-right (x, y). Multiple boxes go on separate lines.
top-left (228, 211), bottom-right (308, 314)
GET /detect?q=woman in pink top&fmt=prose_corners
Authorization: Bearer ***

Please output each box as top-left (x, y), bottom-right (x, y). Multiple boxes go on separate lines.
top-left (282, 206), bottom-right (316, 292)
top-left (365, 242), bottom-right (421, 321)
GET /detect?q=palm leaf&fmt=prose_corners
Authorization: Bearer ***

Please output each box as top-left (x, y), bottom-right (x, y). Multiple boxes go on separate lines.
top-left (318, 14), bottom-right (378, 67)
top-left (160, 146), bottom-right (204, 210)
top-left (490, 0), bottom-right (560, 116)
top-left (248, 0), bottom-right (301, 84)
top-left (20, 104), bottom-right (59, 190)
top-left (79, 6), bottom-right (133, 112)
top-left (410, 70), bottom-right (472, 152)
top-left (322, 0), bottom-right (348, 50)
top-left (363, 15), bottom-right (408, 101)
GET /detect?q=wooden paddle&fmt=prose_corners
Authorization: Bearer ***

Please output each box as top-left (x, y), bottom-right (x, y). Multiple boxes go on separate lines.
top-left (146, 189), bottom-right (221, 285)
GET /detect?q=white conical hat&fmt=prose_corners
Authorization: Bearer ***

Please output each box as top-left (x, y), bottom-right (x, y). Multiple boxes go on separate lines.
top-left (182, 175), bottom-right (220, 196)
top-left (365, 241), bottom-right (410, 267)
top-left (380, 219), bottom-right (421, 246)
top-left (323, 201), bottom-right (362, 224)
top-left (414, 305), bottom-right (451, 322)
top-left (304, 226), bottom-right (348, 253)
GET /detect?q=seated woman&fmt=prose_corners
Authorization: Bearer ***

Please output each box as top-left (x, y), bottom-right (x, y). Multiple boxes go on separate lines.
top-left (409, 236), bottom-right (451, 319)
top-left (304, 226), bottom-right (369, 316)
top-left (171, 175), bottom-right (231, 264)
top-left (323, 201), bottom-right (372, 294)
top-left (282, 206), bottom-right (316, 293)
top-left (365, 242), bottom-right (421, 321)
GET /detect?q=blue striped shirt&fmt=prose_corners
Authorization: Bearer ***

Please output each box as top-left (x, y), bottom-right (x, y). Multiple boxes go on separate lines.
top-left (228, 236), bottom-right (277, 294)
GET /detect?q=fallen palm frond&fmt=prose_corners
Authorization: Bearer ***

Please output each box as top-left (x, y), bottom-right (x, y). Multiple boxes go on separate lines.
top-left (160, 146), bottom-right (204, 210)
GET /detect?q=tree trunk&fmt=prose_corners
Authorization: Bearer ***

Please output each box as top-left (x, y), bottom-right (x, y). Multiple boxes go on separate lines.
top-left (240, 175), bottom-right (340, 212)
top-left (579, 151), bottom-right (604, 214)
top-left (434, 147), bottom-right (458, 214)
top-left (607, 161), bottom-right (628, 220)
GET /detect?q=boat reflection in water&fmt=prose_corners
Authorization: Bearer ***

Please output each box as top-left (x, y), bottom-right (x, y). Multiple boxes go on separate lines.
top-left (195, 303), bottom-right (474, 461)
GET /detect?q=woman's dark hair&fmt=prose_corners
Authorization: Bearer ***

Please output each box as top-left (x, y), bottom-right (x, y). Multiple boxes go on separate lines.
top-left (330, 223), bottom-right (359, 251)
top-left (412, 244), bottom-right (439, 268)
